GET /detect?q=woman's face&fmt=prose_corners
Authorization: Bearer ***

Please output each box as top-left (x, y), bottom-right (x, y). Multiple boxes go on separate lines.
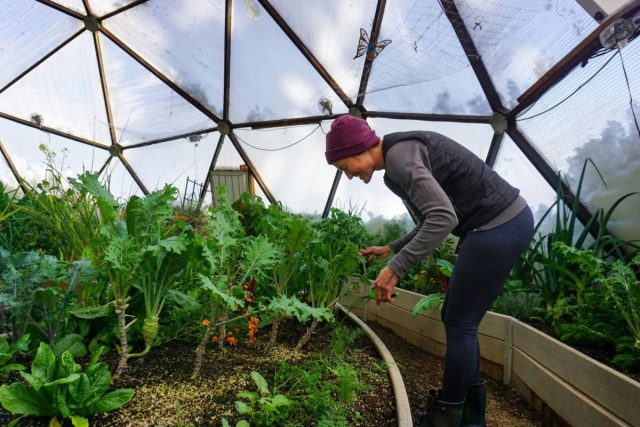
top-left (333, 151), bottom-right (374, 183)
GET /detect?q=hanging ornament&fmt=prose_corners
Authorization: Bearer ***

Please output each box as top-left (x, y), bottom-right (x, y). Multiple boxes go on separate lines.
top-left (353, 28), bottom-right (391, 61)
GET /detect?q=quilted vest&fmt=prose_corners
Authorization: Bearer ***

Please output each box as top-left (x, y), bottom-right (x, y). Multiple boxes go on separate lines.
top-left (382, 131), bottom-right (519, 237)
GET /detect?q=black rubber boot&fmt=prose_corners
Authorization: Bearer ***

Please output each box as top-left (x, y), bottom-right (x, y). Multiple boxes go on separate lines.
top-left (461, 379), bottom-right (487, 427)
top-left (415, 389), bottom-right (464, 427)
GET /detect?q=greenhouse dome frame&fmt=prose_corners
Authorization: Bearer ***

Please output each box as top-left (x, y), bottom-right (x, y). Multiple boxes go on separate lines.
top-left (1, 0), bottom-right (639, 242)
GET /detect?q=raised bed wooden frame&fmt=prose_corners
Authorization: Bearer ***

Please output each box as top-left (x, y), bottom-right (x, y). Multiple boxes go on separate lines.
top-left (341, 284), bottom-right (640, 427)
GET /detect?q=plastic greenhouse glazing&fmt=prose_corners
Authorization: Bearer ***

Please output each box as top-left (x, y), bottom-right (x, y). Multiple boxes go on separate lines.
top-left (0, 0), bottom-right (638, 242)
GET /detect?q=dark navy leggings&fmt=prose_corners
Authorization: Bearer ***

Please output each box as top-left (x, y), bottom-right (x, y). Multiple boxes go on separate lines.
top-left (439, 206), bottom-right (534, 403)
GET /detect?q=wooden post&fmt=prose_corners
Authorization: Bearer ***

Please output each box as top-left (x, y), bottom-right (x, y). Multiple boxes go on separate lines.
top-left (503, 317), bottom-right (513, 387)
top-left (239, 164), bottom-right (255, 195)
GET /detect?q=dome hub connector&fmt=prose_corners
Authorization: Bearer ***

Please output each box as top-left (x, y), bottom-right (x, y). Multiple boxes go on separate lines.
top-left (109, 144), bottom-right (123, 158)
top-left (217, 122), bottom-right (231, 136)
top-left (84, 16), bottom-right (100, 33)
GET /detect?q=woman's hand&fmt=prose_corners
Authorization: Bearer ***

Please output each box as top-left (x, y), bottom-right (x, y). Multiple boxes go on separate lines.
top-left (374, 266), bottom-right (398, 305)
top-left (359, 245), bottom-right (392, 263)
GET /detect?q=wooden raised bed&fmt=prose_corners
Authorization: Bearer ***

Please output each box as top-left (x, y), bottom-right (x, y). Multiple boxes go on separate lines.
top-left (340, 284), bottom-right (640, 427)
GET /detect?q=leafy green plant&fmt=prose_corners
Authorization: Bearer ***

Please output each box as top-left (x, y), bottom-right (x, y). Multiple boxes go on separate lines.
top-left (545, 244), bottom-right (639, 353)
top-left (0, 342), bottom-right (133, 427)
top-left (612, 336), bottom-right (640, 371)
top-left (6, 151), bottom-right (105, 260)
top-left (233, 194), bottom-right (316, 346)
top-left (599, 253), bottom-right (640, 350)
top-left (235, 371), bottom-right (293, 427)
top-left (192, 187), bottom-right (277, 378)
top-left (411, 257), bottom-right (453, 317)
top-left (411, 293), bottom-right (445, 317)
top-left (71, 173), bottom-right (193, 375)
top-left (35, 260), bottom-right (98, 349)
top-left (395, 237), bottom-right (456, 294)
top-left (124, 186), bottom-right (195, 358)
top-left (269, 325), bottom-right (367, 426)
top-left (65, 172), bottom-right (135, 377)
top-left (0, 249), bottom-right (96, 349)
top-left (490, 292), bottom-right (542, 322)
top-left (0, 181), bottom-right (19, 224)
top-left (296, 209), bottom-right (365, 350)
top-left (221, 418), bottom-right (249, 427)
top-left (173, 400), bottom-right (195, 427)
top-left (263, 294), bottom-right (332, 342)
top-left (0, 334), bottom-right (29, 376)
top-left (0, 250), bottom-right (65, 342)
top-left (521, 158), bottom-right (638, 311)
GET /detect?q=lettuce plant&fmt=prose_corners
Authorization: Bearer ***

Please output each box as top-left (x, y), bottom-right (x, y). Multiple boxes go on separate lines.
top-left (0, 342), bottom-right (133, 427)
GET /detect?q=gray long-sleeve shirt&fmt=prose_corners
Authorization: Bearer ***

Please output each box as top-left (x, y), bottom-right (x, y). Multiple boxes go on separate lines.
top-left (385, 139), bottom-right (459, 277)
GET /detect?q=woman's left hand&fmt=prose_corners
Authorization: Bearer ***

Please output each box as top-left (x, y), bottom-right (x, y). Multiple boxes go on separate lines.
top-left (374, 266), bottom-right (398, 305)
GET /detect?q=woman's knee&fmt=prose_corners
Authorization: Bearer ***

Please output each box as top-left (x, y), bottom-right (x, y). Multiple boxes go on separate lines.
top-left (444, 317), bottom-right (480, 339)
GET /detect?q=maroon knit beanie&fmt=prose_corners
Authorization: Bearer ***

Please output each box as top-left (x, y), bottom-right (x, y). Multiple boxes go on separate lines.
top-left (325, 115), bottom-right (380, 164)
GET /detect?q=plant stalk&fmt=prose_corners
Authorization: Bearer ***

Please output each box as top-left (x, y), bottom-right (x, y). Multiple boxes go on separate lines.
top-left (114, 300), bottom-right (130, 379)
top-left (295, 319), bottom-right (318, 351)
top-left (192, 319), bottom-right (215, 379)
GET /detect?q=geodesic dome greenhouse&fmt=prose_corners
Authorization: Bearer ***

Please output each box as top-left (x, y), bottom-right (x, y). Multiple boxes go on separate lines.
top-left (1, 0), bottom-right (639, 241)
top-left (3, 2), bottom-right (640, 426)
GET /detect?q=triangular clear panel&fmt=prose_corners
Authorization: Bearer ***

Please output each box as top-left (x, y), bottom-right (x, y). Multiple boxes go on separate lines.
top-left (202, 135), bottom-right (248, 206)
top-left (100, 156), bottom-right (144, 201)
top-left (123, 131), bottom-right (219, 203)
top-left (232, 124), bottom-right (335, 215)
top-left (518, 37), bottom-right (640, 243)
top-left (213, 136), bottom-right (245, 170)
top-left (455, 0), bottom-right (597, 109)
top-left (100, 35), bottom-right (217, 146)
top-left (0, 149), bottom-right (20, 191)
top-left (89, 0), bottom-right (138, 17)
top-left (518, 41), bottom-right (640, 173)
top-left (47, 1), bottom-right (86, 14)
top-left (364, 0), bottom-right (491, 115)
top-left (0, 1), bottom-right (82, 89)
top-left (230, 0), bottom-right (348, 123)
top-left (267, 0), bottom-right (377, 101)
top-left (103, 0), bottom-right (225, 117)
top-left (0, 117), bottom-right (109, 186)
top-left (253, 185), bottom-right (270, 206)
top-left (367, 118), bottom-right (493, 160)
top-left (0, 32), bottom-right (112, 145)
top-left (493, 135), bottom-right (557, 235)
top-left (332, 166), bottom-right (408, 222)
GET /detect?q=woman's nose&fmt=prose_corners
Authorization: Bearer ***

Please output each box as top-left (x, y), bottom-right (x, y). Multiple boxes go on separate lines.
top-left (345, 171), bottom-right (353, 180)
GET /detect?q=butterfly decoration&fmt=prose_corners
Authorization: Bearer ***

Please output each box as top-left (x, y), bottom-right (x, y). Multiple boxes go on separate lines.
top-left (353, 28), bottom-right (392, 61)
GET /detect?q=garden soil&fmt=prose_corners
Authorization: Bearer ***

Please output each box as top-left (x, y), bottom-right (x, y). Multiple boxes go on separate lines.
top-left (367, 321), bottom-right (545, 426)
top-left (1, 316), bottom-right (548, 426)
